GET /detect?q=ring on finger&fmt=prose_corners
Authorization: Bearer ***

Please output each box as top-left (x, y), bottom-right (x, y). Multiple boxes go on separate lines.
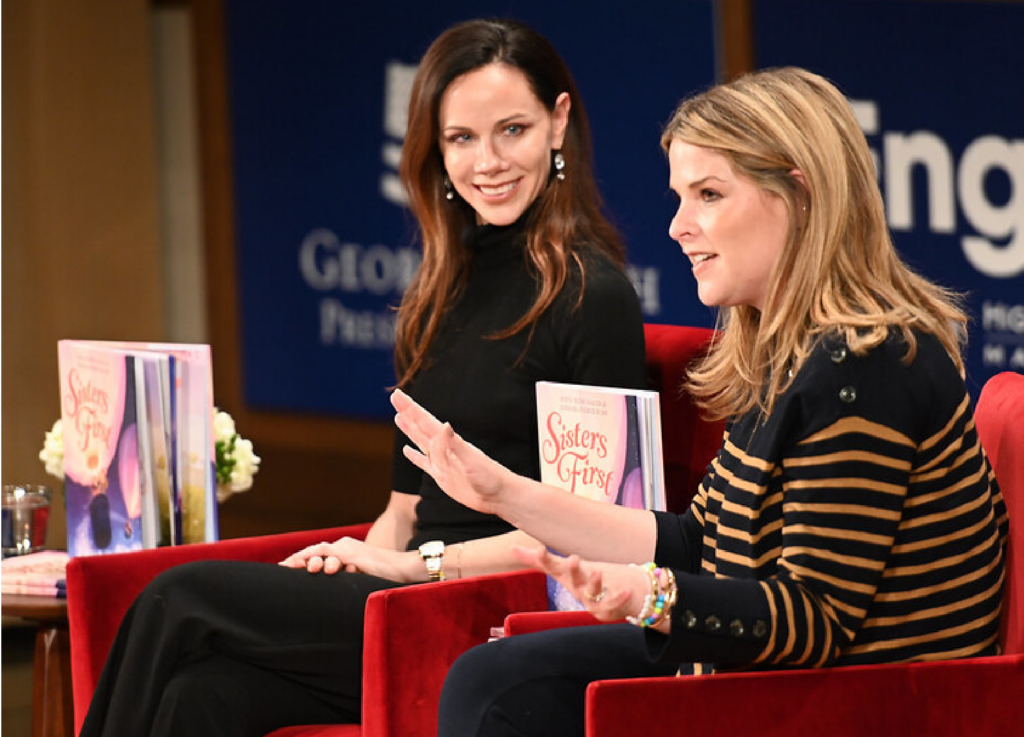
top-left (586, 586), bottom-right (608, 603)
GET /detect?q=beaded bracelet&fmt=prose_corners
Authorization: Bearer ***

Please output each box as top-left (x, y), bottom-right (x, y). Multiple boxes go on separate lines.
top-left (626, 562), bottom-right (660, 626)
top-left (627, 562), bottom-right (678, 628)
top-left (643, 567), bottom-right (677, 628)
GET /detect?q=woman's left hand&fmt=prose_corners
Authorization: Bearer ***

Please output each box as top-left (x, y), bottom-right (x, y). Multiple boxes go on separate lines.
top-left (512, 546), bottom-right (654, 625)
top-left (392, 388), bottom-right (515, 516)
top-left (279, 537), bottom-right (422, 582)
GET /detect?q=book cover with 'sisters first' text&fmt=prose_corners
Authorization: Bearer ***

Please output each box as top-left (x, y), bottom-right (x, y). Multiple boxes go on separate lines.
top-left (58, 340), bottom-right (218, 557)
top-left (535, 381), bottom-right (665, 610)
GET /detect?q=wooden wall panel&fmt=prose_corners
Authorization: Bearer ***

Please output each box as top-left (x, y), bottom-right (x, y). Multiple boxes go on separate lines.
top-left (1, 0), bottom-right (163, 549)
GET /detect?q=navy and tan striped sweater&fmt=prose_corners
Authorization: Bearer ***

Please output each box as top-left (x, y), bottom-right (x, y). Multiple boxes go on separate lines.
top-left (652, 330), bottom-right (1008, 671)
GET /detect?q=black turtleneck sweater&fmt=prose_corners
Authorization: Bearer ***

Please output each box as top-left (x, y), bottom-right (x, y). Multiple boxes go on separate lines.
top-left (393, 221), bottom-right (647, 549)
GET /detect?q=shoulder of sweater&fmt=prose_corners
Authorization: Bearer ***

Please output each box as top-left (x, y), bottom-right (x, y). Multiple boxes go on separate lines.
top-left (552, 249), bottom-right (640, 322)
top-left (798, 329), bottom-right (956, 387)
top-left (567, 245), bottom-right (634, 291)
top-left (783, 328), bottom-right (964, 443)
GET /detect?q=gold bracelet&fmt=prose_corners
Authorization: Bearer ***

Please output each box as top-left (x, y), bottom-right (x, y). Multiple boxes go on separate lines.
top-left (628, 563), bottom-right (679, 628)
top-left (646, 567), bottom-right (677, 628)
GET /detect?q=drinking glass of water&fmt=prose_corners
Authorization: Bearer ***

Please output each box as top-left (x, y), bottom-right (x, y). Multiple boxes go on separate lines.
top-left (2, 485), bottom-right (51, 557)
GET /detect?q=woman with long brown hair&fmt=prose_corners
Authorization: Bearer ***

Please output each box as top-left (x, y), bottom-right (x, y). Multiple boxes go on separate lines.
top-left (79, 18), bottom-right (646, 736)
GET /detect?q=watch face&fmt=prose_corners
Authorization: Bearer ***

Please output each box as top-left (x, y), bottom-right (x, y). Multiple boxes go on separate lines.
top-left (420, 540), bottom-right (445, 558)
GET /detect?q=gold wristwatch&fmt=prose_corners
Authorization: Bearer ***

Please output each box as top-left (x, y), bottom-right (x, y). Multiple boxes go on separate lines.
top-left (418, 540), bottom-right (446, 581)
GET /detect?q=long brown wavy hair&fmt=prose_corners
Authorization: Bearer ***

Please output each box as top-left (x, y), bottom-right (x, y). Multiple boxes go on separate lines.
top-left (394, 18), bottom-right (624, 387)
top-left (660, 68), bottom-right (966, 420)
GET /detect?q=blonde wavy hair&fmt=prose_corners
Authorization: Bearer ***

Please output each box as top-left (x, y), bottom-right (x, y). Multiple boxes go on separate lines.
top-left (661, 67), bottom-right (966, 420)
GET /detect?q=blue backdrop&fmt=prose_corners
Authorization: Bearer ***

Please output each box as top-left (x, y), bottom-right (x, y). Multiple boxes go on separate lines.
top-left (226, 0), bottom-right (1021, 418)
top-left (755, 0), bottom-right (1024, 396)
top-left (226, 0), bottom-right (717, 418)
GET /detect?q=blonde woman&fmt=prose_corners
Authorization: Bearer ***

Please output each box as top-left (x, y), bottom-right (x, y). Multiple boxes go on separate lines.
top-left (394, 67), bottom-right (1008, 737)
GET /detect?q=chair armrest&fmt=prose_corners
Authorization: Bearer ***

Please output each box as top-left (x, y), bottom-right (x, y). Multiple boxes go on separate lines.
top-left (67, 523), bottom-right (371, 733)
top-left (585, 653), bottom-right (1024, 737)
top-left (504, 609), bottom-right (603, 635)
top-left (360, 569), bottom-right (548, 737)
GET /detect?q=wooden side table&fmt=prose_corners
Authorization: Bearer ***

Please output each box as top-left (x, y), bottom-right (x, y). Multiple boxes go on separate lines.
top-left (2, 594), bottom-right (73, 737)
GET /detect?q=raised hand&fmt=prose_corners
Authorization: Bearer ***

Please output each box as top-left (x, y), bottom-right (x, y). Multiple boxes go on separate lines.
top-left (392, 388), bottom-right (660, 573)
top-left (391, 388), bottom-right (517, 516)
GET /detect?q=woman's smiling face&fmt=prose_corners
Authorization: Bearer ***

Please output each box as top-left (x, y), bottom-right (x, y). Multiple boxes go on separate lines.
top-left (439, 62), bottom-right (569, 226)
top-left (667, 139), bottom-right (792, 312)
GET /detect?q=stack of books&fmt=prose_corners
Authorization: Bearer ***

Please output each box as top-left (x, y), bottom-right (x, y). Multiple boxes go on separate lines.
top-left (58, 340), bottom-right (219, 557)
top-left (1, 550), bottom-right (69, 598)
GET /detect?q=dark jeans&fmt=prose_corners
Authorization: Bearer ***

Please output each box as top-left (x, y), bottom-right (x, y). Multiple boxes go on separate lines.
top-left (437, 623), bottom-right (680, 737)
top-left (79, 559), bottom-right (398, 737)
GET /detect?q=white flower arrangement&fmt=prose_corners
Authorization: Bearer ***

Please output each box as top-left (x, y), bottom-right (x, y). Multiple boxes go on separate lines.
top-left (39, 419), bottom-right (65, 480)
top-left (213, 408), bottom-right (261, 502)
top-left (39, 410), bottom-right (260, 503)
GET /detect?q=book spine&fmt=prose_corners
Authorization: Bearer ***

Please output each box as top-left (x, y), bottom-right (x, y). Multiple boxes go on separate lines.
top-left (1, 582), bottom-right (66, 598)
top-left (168, 355), bottom-right (183, 545)
top-left (2, 574), bottom-right (66, 586)
top-left (134, 357), bottom-right (159, 549)
top-left (640, 395), bottom-right (666, 512)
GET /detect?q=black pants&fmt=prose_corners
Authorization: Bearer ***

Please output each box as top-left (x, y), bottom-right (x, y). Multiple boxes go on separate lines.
top-left (79, 559), bottom-right (399, 737)
top-left (437, 623), bottom-right (680, 737)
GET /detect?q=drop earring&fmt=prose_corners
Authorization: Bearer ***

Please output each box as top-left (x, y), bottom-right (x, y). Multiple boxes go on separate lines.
top-left (443, 175), bottom-right (454, 201)
top-left (553, 151), bottom-right (566, 181)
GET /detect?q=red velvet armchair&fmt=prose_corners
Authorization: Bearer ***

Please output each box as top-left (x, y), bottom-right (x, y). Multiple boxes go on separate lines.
top-left (65, 323), bottom-right (723, 737)
top-left (502, 370), bottom-right (1024, 737)
top-left (65, 526), bottom-right (548, 737)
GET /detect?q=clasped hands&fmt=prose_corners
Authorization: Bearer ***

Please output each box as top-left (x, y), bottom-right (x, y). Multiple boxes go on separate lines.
top-left (279, 536), bottom-right (414, 579)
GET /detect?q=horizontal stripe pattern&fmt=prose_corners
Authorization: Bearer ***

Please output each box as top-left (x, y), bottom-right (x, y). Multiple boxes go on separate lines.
top-left (688, 335), bottom-right (1007, 670)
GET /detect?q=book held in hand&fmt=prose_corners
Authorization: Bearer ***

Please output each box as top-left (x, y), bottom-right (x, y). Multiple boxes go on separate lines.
top-left (535, 381), bottom-right (665, 610)
top-left (58, 340), bottom-right (218, 557)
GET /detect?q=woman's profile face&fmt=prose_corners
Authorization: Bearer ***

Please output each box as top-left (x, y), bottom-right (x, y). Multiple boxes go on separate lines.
top-left (439, 63), bottom-right (570, 226)
top-left (666, 140), bottom-right (790, 312)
